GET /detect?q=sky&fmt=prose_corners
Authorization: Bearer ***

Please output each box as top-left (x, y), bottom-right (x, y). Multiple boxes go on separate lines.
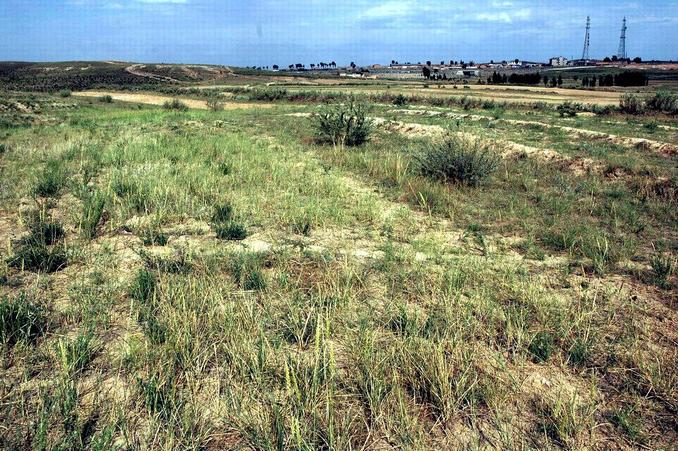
top-left (1, 1), bottom-right (677, 66)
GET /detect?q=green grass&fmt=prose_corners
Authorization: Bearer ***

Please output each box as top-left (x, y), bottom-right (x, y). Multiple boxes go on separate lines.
top-left (0, 90), bottom-right (675, 449)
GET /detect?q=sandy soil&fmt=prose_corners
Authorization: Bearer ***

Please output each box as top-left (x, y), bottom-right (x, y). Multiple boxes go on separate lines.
top-left (72, 91), bottom-right (272, 110)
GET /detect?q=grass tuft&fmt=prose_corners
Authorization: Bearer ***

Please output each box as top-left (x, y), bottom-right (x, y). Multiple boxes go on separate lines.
top-left (0, 293), bottom-right (47, 347)
top-left (415, 136), bottom-right (500, 186)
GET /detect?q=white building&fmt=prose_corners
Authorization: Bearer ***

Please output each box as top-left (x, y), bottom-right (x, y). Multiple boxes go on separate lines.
top-left (549, 56), bottom-right (569, 67)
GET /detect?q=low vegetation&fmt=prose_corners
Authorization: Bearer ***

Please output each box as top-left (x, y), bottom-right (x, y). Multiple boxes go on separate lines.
top-left (314, 101), bottom-right (373, 148)
top-left (0, 80), bottom-right (675, 449)
top-left (414, 136), bottom-right (500, 186)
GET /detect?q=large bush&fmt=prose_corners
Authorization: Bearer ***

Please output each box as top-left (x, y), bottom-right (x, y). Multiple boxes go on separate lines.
top-left (414, 136), bottom-right (500, 186)
top-left (313, 101), bottom-right (373, 148)
top-left (646, 90), bottom-right (677, 114)
top-left (619, 94), bottom-right (645, 115)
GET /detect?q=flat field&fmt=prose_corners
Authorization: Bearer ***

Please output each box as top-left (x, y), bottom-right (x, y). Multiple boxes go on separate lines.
top-left (0, 85), bottom-right (676, 449)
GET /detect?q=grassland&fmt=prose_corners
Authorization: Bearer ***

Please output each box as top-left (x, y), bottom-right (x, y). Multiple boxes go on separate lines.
top-left (0, 83), bottom-right (676, 450)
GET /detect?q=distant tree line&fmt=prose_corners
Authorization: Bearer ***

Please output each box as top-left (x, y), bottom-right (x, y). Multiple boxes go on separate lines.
top-left (487, 71), bottom-right (543, 85)
top-left (582, 71), bottom-right (648, 87)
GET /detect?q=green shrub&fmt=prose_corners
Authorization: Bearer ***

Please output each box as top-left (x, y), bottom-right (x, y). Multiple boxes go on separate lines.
top-left (313, 101), bottom-right (373, 148)
top-left (0, 143), bottom-right (6, 154)
top-left (414, 136), bottom-right (500, 186)
top-left (646, 90), bottom-right (677, 114)
top-left (557, 101), bottom-right (578, 117)
top-left (33, 160), bottom-right (66, 197)
top-left (0, 293), bottom-right (47, 347)
top-left (214, 221), bottom-right (248, 240)
top-left (392, 94), bottom-right (407, 106)
top-left (619, 94), bottom-right (645, 115)
top-left (58, 89), bottom-right (72, 98)
top-left (163, 98), bottom-right (189, 111)
top-left (206, 94), bottom-right (224, 111)
top-left (98, 95), bottom-right (113, 103)
top-left (529, 331), bottom-right (555, 363)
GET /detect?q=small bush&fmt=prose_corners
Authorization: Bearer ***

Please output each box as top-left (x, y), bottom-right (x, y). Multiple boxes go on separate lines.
top-left (557, 101), bottom-right (578, 117)
top-left (0, 294), bottom-right (47, 347)
top-left (163, 98), bottom-right (189, 112)
top-left (313, 101), bottom-right (373, 148)
top-left (206, 94), bottom-right (224, 111)
top-left (392, 94), bottom-right (407, 106)
top-left (619, 93), bottom-right (645, 115)
top-left (414, 136), bottom-right (500, 186)
top-left (33, 160), bottom-right (66, 197)
top-left (214, 221), bottom-right (248, 240)
top-left (529, 331), bottom-right (555, 363)
top-left (0, 143), bottom-right (6, 154)
top-left (98, 95), bottom-right (113, 103)
top-left (58, 89), bottom-right (72, 98)
top-left (646, 90), bottom-right (677, 114)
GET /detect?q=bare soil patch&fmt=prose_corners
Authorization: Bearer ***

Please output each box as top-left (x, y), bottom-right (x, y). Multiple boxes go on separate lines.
top-left (73, 91), bottom-right (272, 110)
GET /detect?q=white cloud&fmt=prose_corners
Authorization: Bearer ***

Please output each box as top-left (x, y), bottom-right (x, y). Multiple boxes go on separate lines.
top-left (362, 1), bottom-right (413, 19)
top-left (476, 8), bottom-right (531, 23)
top-left (136, 0), bottom-right (188, 3)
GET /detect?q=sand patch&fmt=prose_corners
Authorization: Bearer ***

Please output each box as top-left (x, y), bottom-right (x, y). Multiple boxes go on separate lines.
top-left (73, 91), bottom-right (272, 111)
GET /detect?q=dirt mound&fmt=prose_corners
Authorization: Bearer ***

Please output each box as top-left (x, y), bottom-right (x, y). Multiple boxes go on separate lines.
top-left (388, 108), bottom-right (677, 156)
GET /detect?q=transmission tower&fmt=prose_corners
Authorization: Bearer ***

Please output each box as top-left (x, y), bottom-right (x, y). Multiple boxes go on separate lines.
top-left (581, 16), bottom-right (591, 61)
top-left (617, 17), bottom-right (627, 60)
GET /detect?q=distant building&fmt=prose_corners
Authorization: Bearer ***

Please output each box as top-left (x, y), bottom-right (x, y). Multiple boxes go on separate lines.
top-left (549, 56), bottom-right (568, 67)
top-left (456, 69), bottom-right (480, 77)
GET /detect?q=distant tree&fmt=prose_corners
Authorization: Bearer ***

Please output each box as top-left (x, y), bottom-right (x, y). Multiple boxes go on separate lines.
top-left (462, 63), bottom-right (468, 69)
top-left (514, 58), bottom-right (519, 64)
top-left (611, 55), bottom-right (618, 62)
top-left (440, 61), bottom-right (445, 65)
top-left (582, 76), bottom-right (589, 87)
top-left (288, 64), bottom-right (294, 70)
top-left (590, 76), bottom-right (596, 87)
top-left (422, 66), bottom-right (431, 79)
top-left (543, 75), bottom-right (548, 86)
top-left (310, 64), bottom-right (315, 69)
top-left (450, 60), bottom-right (454, 65)
top-left (272, 65), bottom-right (279, 70)
top-left (573, 75), bottom-right (579, 81)
top-left (350, 62), bottom-right (356, 70)
top-left (557, 75), bottom-right (563, 86)
top-left (603, 56), bottom-right (611, 62)
top-left (550, 76), bottom-right (557, 87)
top-left (633, 57), bottom-right (642, 63)
top-left (331, 61), bottom-right (336, 68)
top-left (443, 73), bottom-right (447, 80)
top-left (426, 61), bottom-right (432, 66)
top-left (490, 60), bottom-right (494, 64)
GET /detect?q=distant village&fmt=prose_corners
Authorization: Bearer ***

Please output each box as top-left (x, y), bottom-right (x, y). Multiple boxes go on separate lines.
top-left (250, 56), bottom-right (673, 83)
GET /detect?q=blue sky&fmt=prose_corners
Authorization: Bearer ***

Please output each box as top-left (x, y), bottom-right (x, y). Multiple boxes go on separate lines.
top-left (1, 1), bottom-right (677, 66)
